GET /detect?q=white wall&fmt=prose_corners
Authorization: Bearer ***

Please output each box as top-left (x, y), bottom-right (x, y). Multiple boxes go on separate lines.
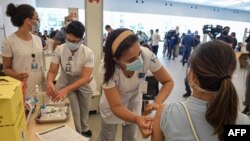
top-left (36, 0), bottom-right (250, 23)
top-left (36, 0), bottom-right (84, 9)
top-left (0, 0), bottom-right (36, 37)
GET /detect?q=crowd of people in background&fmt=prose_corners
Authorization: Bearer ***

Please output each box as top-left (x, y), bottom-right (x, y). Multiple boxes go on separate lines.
top-left (32, 27), bottom-right (59, 49)
top-left (125, 28), bottom-right (202, 65)
top-left (37, 22), bottom-right (248, 61)
top-left (121, 25), bottom-right (249, 66)
top-left (126, 26), bottom-right (250, 114)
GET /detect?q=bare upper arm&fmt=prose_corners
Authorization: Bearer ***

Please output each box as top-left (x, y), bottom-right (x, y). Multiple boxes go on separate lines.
top-left (103, 87), bottom-right (122, 111)
top-left (152, 66), bottom-right (173, 85)
top-left (2, 57), bottom-right (12, 70)
top-left (81, 67), bottom-right (93, 81)
top-left (48, 62), bottom-right (59, 74)
top-left (152, 105), bottom-right (165, 141)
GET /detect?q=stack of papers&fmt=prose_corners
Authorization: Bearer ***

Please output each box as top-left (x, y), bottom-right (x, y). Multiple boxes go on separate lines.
top-left (37, 125), bottom-right (89, 141)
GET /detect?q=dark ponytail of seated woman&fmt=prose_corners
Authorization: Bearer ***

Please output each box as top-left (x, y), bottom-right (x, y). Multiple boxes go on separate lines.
top-left (189, 40), bottom-right (238, 141)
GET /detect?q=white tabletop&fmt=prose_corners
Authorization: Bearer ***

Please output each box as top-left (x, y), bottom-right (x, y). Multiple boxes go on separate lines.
top-left (27, 94), bottom-right (75, 141)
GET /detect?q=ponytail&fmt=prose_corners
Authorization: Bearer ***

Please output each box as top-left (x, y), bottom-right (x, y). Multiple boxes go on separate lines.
top-left (189, 40), bottom-right (238, 141)
top-left (246, 67), bottom-right (250, 97)
top-left (206, 79), bottom-right (238, 141)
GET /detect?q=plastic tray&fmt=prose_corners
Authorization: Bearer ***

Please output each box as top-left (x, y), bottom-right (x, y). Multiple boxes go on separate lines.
top-left (35, 103), bottom-right (70, 124)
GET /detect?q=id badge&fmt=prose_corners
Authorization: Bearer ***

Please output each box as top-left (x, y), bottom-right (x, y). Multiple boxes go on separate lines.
top-left (65, 63), bottom-right (71, 73)
top-left (140, 81), bottom-right (148, 94)
top-left (31, 62), bottom-right (38, 71)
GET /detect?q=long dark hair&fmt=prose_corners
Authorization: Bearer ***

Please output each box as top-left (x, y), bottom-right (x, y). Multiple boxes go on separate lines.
top-left (246, 66), bottom-right (250, 103)
top-left (189, 40), bottom-right (238, 141)
top-left (103, 28), bottom-right (139, 84)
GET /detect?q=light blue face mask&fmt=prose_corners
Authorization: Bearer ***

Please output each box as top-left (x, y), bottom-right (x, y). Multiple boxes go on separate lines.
top-left (66, 41), bottom-right (80, 51)
top-left (32, 21), bottom-right (40, 32)
top-left (121, 55), bottom-right (143, 71)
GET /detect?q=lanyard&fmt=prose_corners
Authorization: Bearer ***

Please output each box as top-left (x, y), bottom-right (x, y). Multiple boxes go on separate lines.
top-left (30, 35), bottom-right (35, 59)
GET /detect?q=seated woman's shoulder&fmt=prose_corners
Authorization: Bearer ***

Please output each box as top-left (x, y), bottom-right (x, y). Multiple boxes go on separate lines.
top-left (236, 112), bottom-right (250, 124)
top-left (161, 102), bottom-right (181, 113)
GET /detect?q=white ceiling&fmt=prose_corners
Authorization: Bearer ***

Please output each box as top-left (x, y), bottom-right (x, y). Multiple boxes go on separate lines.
top-left (164, 0), bottom-right (250, 11)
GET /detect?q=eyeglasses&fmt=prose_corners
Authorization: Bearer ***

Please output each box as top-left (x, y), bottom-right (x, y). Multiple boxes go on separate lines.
top-left (120, 51), bottom-right (142, 63)
top-left (32, 17), bottom-right (40, 22)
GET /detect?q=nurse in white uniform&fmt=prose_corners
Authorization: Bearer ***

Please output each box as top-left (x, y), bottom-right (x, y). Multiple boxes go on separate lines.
top-left (46, 21), bottom-right (96, 137)
top-left (98, 28), bottom-right (174, 141)
top-left (1, 3), bottom-right (43, 96)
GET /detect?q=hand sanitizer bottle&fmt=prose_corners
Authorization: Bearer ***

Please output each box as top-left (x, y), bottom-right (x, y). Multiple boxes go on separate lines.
top-left (31, 85), bottom-right (39, 112)
top-left (41, 104), bottom-right (46, 117)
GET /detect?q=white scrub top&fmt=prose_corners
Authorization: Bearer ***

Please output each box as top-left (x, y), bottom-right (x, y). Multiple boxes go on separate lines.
top-left (1, 33), bottom-right (43, 96)
top-left (51, 44), bottom-right (96, 94)
top-left (99, 47), bottom-right (162, 124)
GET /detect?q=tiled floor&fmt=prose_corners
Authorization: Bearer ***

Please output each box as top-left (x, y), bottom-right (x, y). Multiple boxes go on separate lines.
top-left (87, 45), bottom-right (248, 141)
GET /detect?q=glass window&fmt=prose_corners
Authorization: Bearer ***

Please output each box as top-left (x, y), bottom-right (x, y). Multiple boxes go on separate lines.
top-left (37, 8), bottom-right (85, 33)
top-left (103, 11), bottom-right (250, 42)
top-left (37, 8), bottom-right (250, 43)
